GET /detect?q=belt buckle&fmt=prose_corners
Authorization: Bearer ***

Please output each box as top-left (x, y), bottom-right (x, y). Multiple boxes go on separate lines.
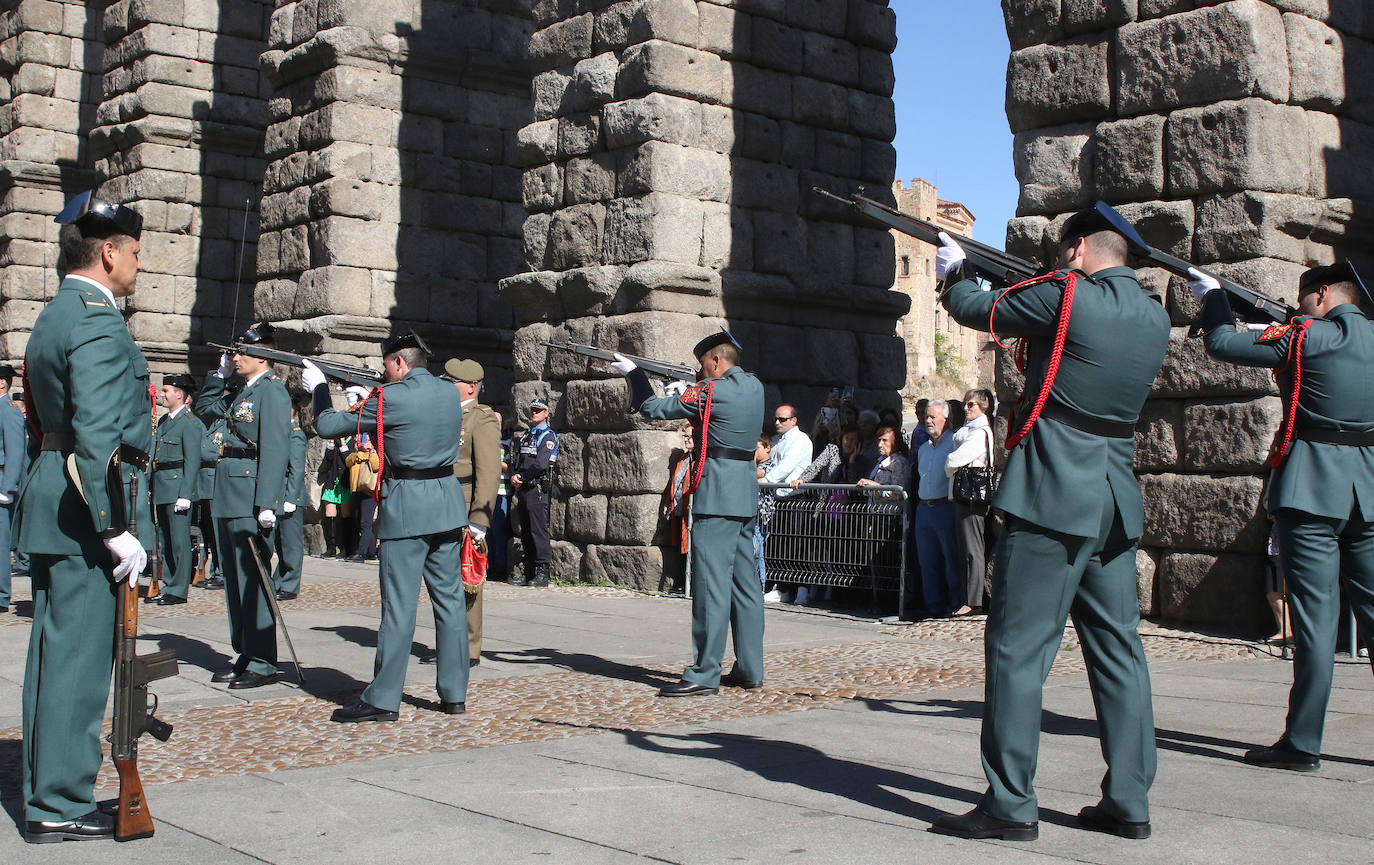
top-left (218, 443), bottom-right (225, 458)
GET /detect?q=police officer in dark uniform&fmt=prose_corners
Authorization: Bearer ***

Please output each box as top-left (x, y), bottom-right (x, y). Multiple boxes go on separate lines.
top-left (147, 373), bottom-right (205, 605)
top-left (1195, 261), bottom-right (1374, 770)
top-left (510, 398), bottom-right (558, 587)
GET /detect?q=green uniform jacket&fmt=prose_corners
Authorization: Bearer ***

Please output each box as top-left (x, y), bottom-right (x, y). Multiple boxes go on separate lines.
top-left (1206, 303), bottom-right (1374, 520)
top-left (152, 407), bottom-right (206, 505)
top-left (457, 401), bottom-right (500, 529)
top-left (0, 394), bottom-right (25, 499)
top-left (196, 371), bottom-right (290, 518)
top-left (943, 266), bottom-right (1169, 539)
top-left (196, 417), bottom-right (223, 501)
top-left (315, 368), bottom-right (466, 539)
top-left (284, 421), bottom-right (308, 508)
top-left (639, 365), bottom-right (764, 519)
top-left (13, 277), bottom-right (154, 555)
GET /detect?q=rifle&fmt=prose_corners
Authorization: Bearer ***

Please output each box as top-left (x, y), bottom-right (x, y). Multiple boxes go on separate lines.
top-left (544, 341), bottom-right (697, 384)
top-left (145, 384), bottom-right (162, 600)
top-left (208, 342), bottom-right (382, 389)
top-left (111, 475), bottom-right (178, 842)
top-left (813, 187), bottom-right (1040, 288)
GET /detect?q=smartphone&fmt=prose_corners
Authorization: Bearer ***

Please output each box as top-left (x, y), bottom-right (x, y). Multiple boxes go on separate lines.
top-left (841, 385), bottom-right (855, 403)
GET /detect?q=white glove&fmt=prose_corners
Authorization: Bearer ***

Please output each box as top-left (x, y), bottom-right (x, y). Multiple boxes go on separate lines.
top-left (1245, 322), bottom-right (1270, 332)
top-left (257, 508), bottom-right (276, 530)
top-left (0, 492), bottom-right (11, 505)
top-left (664, 381), bottom-right (688, 397)
top-left (935, 231), bottom-right (967, 281)
top-left (300, 359), bottom-right (328, 393)
top-left (173, 497), bottom-right (191, 513)
top-left (217, 351), bottom-right (232, 378)
top-left (104, 531), bottom-right (148, 583)
top-left (468, 523), bottom-right (487, 543)
top-left (611, 352), bottom-right (637, 375)
top-left (1186, 266), bottom-right (1220, 302)
top-left (282, 501), bottom-right (297, 514)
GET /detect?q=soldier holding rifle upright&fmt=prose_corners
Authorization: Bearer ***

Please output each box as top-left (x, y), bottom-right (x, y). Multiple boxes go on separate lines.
top-left (197, 323), bottom-right (291, 689)
top-left (610, 330), bottom-right (766, 697)
top-left (928, 206), bottom-right (1168, 842)
top-left (14, 191), bottom-right (152, 843)
top-left (1193, 261), bottom-right (1374, 771)
top-left (147, 373), bottom-right (205, 605)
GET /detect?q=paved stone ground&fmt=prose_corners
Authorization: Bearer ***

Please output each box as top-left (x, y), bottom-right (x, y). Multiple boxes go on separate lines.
top-left (0, 556), bottom-right (1369, 863)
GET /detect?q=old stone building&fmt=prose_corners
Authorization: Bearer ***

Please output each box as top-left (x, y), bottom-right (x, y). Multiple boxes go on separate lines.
top-left (889, 177), bottom-right (992, 404)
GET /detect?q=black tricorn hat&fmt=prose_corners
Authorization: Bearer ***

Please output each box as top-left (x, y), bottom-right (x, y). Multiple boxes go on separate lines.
top-left (1299, 260), bottom-right (1370, 301)
top-left (163, 373), bottom-right (197, 392)
top-left (381, 331), bottom-right (432, 357)
top-left (239, 322), bottom-right (275, 345)
top-left (1059, 201), bottom-right (1144, 252)
top-left (0, 363), bottom-right (16, 383)
top-left (692, 329), bottom-right (742, 360)
top-left (54, 190), bottom-right (143, 240)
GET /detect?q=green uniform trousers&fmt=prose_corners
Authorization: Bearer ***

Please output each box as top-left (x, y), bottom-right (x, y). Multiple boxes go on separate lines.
top-left (155, 503), bottom-right (194, 599)
top-left (1275, 507), bottom-right (1374, 755)
top-left (363, 529), bottom-right (469, 711)
top-left (22, 553), bottom-right (117, 821)
top-left (272, 509), bottom-right (304, 596)
top-left (981, 499), bottom-right (1156, 824)
top-left (683, 515), bottom-right (764, 687)
top-left (466, 582), bottom-right (483, 661)
top-left (216, 516), bottom-right (278, 677)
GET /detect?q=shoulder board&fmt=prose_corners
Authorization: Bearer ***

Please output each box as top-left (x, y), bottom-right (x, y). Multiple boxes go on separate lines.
top-left (1255, 323), bottom-right (1293, 344)
top-left (681, 383), bottom-right (706, 403)
top-left (81, 293), bottom-right (110, 308)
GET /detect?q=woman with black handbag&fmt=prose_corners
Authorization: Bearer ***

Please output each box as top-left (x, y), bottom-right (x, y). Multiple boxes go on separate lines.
top-left (946, 388), bottom-right (997, 616)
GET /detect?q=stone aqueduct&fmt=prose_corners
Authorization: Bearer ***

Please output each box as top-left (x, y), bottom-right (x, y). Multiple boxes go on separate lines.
top-left (1, 0), bottom-right (1368, 630)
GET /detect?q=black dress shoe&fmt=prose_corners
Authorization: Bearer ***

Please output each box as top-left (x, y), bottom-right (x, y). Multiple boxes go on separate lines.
top-left (658, 681), bottom-right (718, 697)
top-left (929, 808), bottom-right (1039, 841)
top-left (345, 553), bottom-right (365, 563)
top-left (720, 669), bottom-right (763, 689)
top-left (211, 668), bottom-right (244, 683)
top-left (25, 808), bottom-right (114, 844)
top-left (1076, 804), bottom-right (1151, 839)
top-left (200, 576), bottom-right (225, 590)
top-left (274, 589), bottom-right (297, 601)
top-left (155, 594), bottom-right (187, 606)
top-left (227, 670), bottom-right (280, 690)
top-left (470, 657), bottom-right (480, 668)
top-left (331, 699), bottom-right (398, 723)
top-left (1244, 738), bottom-right (1320, 771)
top-left (418, 651), bottom-right (437, 665)
top-left (440, 701), bottom-right (466, 714)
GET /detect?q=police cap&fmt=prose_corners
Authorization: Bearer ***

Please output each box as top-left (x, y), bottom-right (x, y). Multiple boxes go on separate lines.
top-left (692, 329), bottom-right (742, 360)
top-left (54, 190), bottom-right (143, 240)
top-left (530, 398), bottom-right (550, 412)
top-left (443, 358), bottom-right (484, 382)
top-left (381, 331), bottom-right (431, 358)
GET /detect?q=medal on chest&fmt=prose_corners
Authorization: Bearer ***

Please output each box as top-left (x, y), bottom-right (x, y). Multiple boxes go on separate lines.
top-left (233, 401), bottom-right (255, 423)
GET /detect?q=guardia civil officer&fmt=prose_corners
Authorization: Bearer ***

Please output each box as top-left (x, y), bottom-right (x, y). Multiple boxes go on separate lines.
top-left (197, 323), bottom-right (291, 689)
top-left (303, 332), bottom-right (470, 721)
top-left (147, 373), bottom-right (205, 605)
top-left (272, 394), bottom-right (309, 600)
top-left (0, 363), bottom-right (26, 614)
top-left (611, 330), bottom-right (766, 697)
top-left (509, 397), bottom-right (558, 587)
top-left (928, 206), bottom-right (1169, 841)
top-left (1194, 261), bottom-right (1374, 770)
top-left (14, 191), bottom-right (152, 843)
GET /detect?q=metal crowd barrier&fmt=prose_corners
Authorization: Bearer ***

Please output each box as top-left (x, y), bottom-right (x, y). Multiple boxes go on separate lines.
top-left (758, 482), bottom-right (909, 606)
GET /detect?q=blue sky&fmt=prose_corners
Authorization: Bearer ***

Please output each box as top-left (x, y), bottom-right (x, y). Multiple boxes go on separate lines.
top-left (890, 3), bottom-right (1017, 245)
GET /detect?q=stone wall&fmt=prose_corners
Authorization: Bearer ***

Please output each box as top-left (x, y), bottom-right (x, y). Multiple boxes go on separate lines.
top-left (1002, 0), bottom-right (1374, 631)
top-left (501, 0), bottom-right (907, 586)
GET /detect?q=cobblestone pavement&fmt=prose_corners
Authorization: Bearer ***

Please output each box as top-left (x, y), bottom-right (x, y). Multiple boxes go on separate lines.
top-left (0, 574), bottom-right (1267, 803)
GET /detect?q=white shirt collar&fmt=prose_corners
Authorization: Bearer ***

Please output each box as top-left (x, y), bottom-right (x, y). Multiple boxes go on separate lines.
top-left (167, 405), bottom-right (185, 420)
top-left (65, 273), bottom-right (117, 306)
top-left (461, 398), bottom-right (476, 407)
top-left (242, 369), bottom-right (270, 390)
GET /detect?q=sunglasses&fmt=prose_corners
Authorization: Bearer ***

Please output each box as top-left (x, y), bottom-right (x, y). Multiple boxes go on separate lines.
top-left (774, 416), bottom-right (794, 422)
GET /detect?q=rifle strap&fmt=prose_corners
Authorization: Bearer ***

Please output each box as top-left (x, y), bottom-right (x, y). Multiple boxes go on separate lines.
top-left (990, 270), bottom-right (1079, 451)
top-left (1268, 317), bottom-right (1315, 470)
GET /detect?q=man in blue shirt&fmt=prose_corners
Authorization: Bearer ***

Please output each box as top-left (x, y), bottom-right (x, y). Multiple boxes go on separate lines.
top-left (0, 364), bottom-right (26, 613)
top-left (915, 400), bottom-right (959, 616)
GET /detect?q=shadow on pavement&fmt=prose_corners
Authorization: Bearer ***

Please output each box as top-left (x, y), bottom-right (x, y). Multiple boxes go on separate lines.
top-left (486, 647), bottom-right (679, 688)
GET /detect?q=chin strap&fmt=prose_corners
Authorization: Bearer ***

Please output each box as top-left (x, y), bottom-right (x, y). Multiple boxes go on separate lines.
top-left (991, 270), bottom-right (1078, 450)
top-left (1268, 318), bottom-right (1315, 470)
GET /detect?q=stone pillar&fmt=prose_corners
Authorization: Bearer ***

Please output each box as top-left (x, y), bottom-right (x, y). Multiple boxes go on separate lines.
top-left (91, 0), bottom-right (272, 374)
top-left (502, 0), bottom-right (907, 587)
top-left (256, 0), bottom-right (530, 393)
top-left (0, 0), bottom-right (101, 360)
top-left (1002, 0), bottom-right (1374, 630)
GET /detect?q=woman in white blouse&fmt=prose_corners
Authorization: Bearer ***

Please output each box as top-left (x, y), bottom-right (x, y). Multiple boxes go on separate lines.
top-left (945, 388), bottom-right (996, 616)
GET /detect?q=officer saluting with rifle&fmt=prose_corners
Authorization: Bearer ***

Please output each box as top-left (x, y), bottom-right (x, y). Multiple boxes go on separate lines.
top-left (14, 191), bottom-right (175, 843)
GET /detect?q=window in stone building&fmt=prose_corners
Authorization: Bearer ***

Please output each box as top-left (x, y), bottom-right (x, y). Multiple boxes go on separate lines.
top-left (900, 255), bottom-right (910, 277)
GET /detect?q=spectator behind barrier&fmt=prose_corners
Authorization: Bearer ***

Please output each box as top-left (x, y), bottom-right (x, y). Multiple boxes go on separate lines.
top-left (858, 425), bottom-right (912, 494)
top-left (946, 388), bottom-right (995, 616)
top-left (915, 399), bottom-right (961, 617)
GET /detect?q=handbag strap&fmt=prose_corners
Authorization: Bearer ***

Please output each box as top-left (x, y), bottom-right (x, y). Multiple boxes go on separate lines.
top-left (983, 424), bottom-right (994, 469)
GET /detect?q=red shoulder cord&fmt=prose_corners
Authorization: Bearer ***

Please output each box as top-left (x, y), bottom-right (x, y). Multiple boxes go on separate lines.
top-left (988, 270), bottom-right (1078, 450)
top-left (684, 381), bottom-right (714, 496)
top-left (354, 387), bottom-right (385, 502)
top-left (1267, 318), bottom-right (1315, 469)
top-left (20, 360), bottom-right (41, 438)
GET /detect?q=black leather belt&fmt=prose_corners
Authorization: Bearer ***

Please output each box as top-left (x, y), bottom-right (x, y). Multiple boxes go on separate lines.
top-left (454, 474), bottom-right (474, 484)
top-left (153, 459), bottom-right (184, 471)
top-left (1297, 427), bottom-right (1374, 446)
top-left (387, 465), bottom-right (453, 480)
top-left (219, 445), bottom-right (258, 459)
top-left (42, 434), bottom-right (150, 471)
top-left (706, 446), bottom-right (754, 460)
top-left (118, 444), bottom-right (150, 472)
top-left (1040, 401), bottom-right (1136, 439)
top-left (920, 497), bottom-right (950, 506)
